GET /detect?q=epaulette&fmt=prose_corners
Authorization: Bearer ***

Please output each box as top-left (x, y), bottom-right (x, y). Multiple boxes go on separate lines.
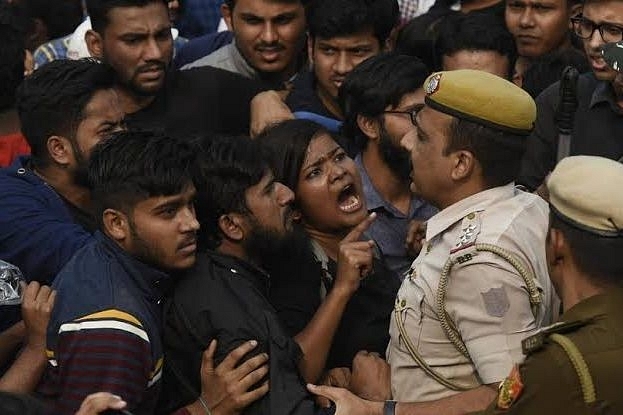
top-left (449, 211), bottom-right (482, 265)
top-left (522, 319), bottom-right (592, 355)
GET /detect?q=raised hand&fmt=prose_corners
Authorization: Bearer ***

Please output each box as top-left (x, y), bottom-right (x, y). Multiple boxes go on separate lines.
top-left (334, 213), bottom-right (377, 296)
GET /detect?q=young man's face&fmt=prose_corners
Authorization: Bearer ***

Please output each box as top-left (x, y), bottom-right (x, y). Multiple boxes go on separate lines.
top-left (374, 91), bottom-right (423, 181)
top-left (95, 3), bottom-right (173, 97)
top-left (240, 172), bottom-right (296, 261)
top-left (126, 183), bottom-right (200, 271)
top-left (505, 0), bottom-right (571, 58)
top-left (70, 88), bottom-right (125, 185)
top-left (311, 29), bottom-right (381, 106)
top-left (223, 0), bottom-right (306, 77)
top-left (580, 0), bottom-right (623, 81)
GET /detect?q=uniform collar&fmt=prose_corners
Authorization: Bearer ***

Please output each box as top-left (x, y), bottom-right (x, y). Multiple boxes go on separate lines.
top-left (95, 231), bottom-right (171, 303)
top-left (426, 183), bottom-right (516, 241)
top-left (561, 288), bottom-right (623, 322)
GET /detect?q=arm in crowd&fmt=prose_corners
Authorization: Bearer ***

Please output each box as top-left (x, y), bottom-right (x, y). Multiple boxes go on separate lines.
top-left (0, 282), bottom-right (55, 394)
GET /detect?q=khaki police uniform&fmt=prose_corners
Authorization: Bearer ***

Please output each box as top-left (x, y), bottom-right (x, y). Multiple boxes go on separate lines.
top-left (481, 156), bottom-right (623, 414)
top-left (386, 70), bottom-right (560, 402)
top-left (387, 185), bottom-right (558, 402)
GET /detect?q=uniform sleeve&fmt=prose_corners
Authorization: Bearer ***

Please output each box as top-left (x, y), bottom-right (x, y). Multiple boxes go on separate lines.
top-left (48, 310), bottom-right (154, 415)
top-left (0, 189), bottom-right (92, 283)
top-left (446, 257), bottom-right (541, 384)
top-left (475, 344), bottom-right (586, 414)
top-left (517, 83), bottom-right (558, 191)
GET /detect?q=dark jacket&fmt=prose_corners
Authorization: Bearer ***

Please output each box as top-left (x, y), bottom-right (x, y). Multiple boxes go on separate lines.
top-left (160, 250), bottom-right (316, 415)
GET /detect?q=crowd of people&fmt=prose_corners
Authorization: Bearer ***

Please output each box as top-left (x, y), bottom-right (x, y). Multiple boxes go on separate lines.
top-left (0, 0), bottom-right (622, 414)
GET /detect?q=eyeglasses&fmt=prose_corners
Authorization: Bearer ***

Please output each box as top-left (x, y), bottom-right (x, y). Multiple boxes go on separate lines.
top-left (383, 104), bottom-right (423, 126)
top-left (571, 16), bottom-right (623, 43)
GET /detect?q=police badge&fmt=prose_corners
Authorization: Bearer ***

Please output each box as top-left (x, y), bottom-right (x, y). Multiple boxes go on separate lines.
top-left (425, 73), bottom-right (441, 95)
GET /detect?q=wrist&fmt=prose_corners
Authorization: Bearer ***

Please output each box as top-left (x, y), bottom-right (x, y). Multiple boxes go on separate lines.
top-left (383, 400), bottom-right (397, 415)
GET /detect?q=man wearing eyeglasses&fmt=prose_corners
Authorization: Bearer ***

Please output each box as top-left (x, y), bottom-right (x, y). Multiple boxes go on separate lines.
top-left (339, 52), bottom-right (437, 277)
top-left (517, 0), bottom-right (623, 193)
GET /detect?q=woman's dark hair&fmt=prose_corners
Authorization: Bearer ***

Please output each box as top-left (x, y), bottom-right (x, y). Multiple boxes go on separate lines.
top-left (255, 119), bottom-right (332, 191)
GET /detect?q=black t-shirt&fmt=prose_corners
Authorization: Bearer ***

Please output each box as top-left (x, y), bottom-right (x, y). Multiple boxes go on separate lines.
top-left (125, 66), bottom-right (267, 140)
top-left (269, 244), bottom-right (400, 369)
top-left (160, 251), bottom-right (316, 415)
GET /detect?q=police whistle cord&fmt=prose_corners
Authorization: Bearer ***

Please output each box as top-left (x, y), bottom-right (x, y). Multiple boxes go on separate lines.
top-left (555, 66), bottom-right (579, 162)
top-left (393, 244), bottom-right (542, 391)
top-left (437, 244), bottom-right (542, 360)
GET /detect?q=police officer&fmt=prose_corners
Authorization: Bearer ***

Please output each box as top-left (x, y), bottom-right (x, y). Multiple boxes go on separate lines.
top-left (307, 69), bottom-right (560, 415)
top-left (482, 156), bottom-right (623, 414)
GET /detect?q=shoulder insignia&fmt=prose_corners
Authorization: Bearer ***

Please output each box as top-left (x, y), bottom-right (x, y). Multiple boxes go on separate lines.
top-left (497, 364), bottom-right (524, 410)
top-left (450, 211), bottom-right (481, 255)
top-left (522, 319), bottom-right (591, 355)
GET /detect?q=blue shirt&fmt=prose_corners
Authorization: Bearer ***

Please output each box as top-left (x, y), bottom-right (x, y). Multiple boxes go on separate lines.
top-left (176, 0), bottom-right (225, 38)
top-left (355, 154), bottom-right (437, 277)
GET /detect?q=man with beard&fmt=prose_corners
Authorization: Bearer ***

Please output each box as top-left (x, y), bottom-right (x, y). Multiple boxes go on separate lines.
top-left (339, 53), bottom-right (437, 276)
top-left (0, 59), bottom-right (124, 331)
top-left (517, 0), bottom-right (623, 192)
top-left (37, 130), bottom-right (201, 415)
top-left (160, 136), bottom-right (319, 415)
top-left (84, 0), bottom-right (267, 139)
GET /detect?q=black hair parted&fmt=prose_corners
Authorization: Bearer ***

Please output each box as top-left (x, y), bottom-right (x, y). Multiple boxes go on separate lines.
top-left (194, 135), bottom-right (268, 249)
top-left (339, 52), bottom-right (430, 151)
top-left (433, 12), bottom-right (517, 79)
top-left (16, 59), bottom-right (116, 169)
top-left (0, 3), bottom-right (26, 112)
top-left (307, 0), bottom-right (399, 45)
top-left (88, 129), bottom-right (199, 224)
top-left (86, 0), bottom-right (167, 33)
top-left (255, 119), bottom-right (330, 192)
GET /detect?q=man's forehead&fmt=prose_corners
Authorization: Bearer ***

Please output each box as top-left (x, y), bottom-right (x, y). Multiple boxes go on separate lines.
top-left (105, 4), bottom-right (170, 31)
top-left (315, 30), bottom-right (379, 47)
top-left (234, 0), bottom-right (304, 15)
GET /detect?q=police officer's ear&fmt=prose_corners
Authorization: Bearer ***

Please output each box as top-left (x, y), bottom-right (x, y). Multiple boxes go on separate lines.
top-left (356, 114), bottom-right (380, 142)
top-left (449, 149), bottom-right (476, 182)
top-left (218, 213), bottom-right (245, 243)
top-left (102, 209), bottom-right (130, 242)
top-left (85, 29), bottom-right (104, 60)
top-left (46, 135), bottom-right (74, 168)
top-left (547, 227), bottom-right (566, 267)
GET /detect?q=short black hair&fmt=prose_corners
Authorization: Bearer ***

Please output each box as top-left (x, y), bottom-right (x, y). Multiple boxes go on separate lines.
top-left (307, 0), bottom-right (399, 45)
top-left (195, 135), bottom-right (268, 249)
top-left (339, 52), bottom-right (429, 151)
top-left (223, 0), bottom-right (309, 10)
top-left (550, 211), bottom-right (623, 287)
top-left (88, 130), bottom-right (198, 227)
top-left (434, 12), bottom-right (517, 79)
top-left (87, 0), bottom-right (167, 33)
top-left (522, 49), bottom-right (590, 98)
top-left (256, 119), bottom-right (330, 191)
top-left (16, 59), bottom-right (116, 169)
top-left (19, 0), bottom-right (83, 40)
top-left (395, 11), bottom-right (457, 70)
top-left (0, 3), bottom-right (26, 112)
top-left (445, 118), bottom-right (526, 188)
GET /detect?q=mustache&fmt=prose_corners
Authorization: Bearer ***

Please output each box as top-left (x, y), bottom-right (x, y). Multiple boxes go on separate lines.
top-left (136, 61), bottom-right (167, 74)
top-left (177, 235), bottom-right (197, 250)
top-left (255, 43), bottom-right (285, 52)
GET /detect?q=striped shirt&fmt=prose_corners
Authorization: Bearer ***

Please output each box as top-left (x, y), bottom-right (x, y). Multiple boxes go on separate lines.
top-left (38, 232), bottom-right (169, 415)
